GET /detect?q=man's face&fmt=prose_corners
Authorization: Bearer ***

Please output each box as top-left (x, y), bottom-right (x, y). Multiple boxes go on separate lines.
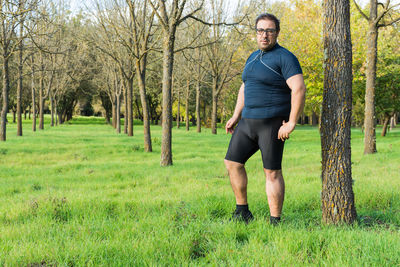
top-left (256, 19), bottom-right (279, 51)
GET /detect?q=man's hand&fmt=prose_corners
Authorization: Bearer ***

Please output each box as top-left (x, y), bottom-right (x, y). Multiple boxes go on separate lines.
top-left (277, 120), bottom-right (296, 141)
top-left (225, 116), bottom-right (239, 134)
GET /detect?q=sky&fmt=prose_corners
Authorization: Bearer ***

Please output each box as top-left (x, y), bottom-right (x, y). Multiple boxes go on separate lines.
top-left (67, 0), bottom-right (380, 15)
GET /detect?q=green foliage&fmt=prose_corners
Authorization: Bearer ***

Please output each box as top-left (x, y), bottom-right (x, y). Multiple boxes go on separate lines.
top-left (0, 116), bottom-right (399, 265)
top-left (376, 26), bottom-right (400, 119)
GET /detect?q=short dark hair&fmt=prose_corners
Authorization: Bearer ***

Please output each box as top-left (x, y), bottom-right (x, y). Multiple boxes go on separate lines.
top-left (255, 13), bottom-right (280, 32)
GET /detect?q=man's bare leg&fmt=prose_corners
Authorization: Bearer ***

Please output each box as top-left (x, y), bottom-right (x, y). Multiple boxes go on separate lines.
top-left (264, 169), bottom-right (285, 219)
top-left (224, 160), bottom-right (248, 204)
top-left (225, 159), bottom-right (254, 223)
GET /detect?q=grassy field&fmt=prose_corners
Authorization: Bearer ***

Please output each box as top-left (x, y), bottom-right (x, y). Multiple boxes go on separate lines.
top-left (0, 116), bottom-right (399, 266)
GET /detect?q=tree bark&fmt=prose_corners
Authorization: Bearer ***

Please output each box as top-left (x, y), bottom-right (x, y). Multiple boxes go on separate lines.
top-left (211, 89), bottom-right (218, 134)
top-left (1, 56), bottom-right (10, 141)
top-left (116, 93), bottom-right (121, 134)
top-left (160, 32), bottom-right (175, 166)
top-left (363, 1), bottom-right (378, 153)
top-left (389, 114), bottom-right (395, 131)
top-left (321, 0), bottom-right (357, 224)
top-left (112, 96), bottom-right (116, 128)
top-left (31, 56), bottom-right (36, 132)
top-left (50, 94), bottom-right (55, 127)
top-left (381, 114), bottom-right (390, 137)
top-left (177, 87), bottom-right (180, 129)
top-left (17, 17), bottom-right (24, 136)
top-left (196, 79), bottom-right (201, 133)
top-left (185, 78), bottom-right (190, 131)
top-left (39, 53), bottom-right (45, 130)
top-left (136, 59), bottom-right (152, 152)
top-left (124, 84), bottom-right (128, 134)
top-left (127, 78), bottom-right (134, 136)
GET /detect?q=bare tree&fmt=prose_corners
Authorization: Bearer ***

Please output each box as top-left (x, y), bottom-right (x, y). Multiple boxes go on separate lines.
top-left (1, 0), bottom-right (35, 141)
top-left (321, 0), bottom-right (357, 224)
top-left (353, 0), bottom-right (400, 154)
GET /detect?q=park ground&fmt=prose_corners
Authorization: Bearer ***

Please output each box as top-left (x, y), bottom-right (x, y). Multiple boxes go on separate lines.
top-left (0, 116), bottom-right (399, 266)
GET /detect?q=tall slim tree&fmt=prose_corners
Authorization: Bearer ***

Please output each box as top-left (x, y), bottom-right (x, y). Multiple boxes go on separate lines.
top-left (1, 0), bottom-right (33, 141)
top-left (148, 0), bottom-right (204, 166)
top-left (353, 0), bottom-right (400, 154)
top-left (321, 0), bottom-right (357, 224)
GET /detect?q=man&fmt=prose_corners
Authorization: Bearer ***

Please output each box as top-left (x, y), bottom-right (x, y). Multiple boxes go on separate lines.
top-left (224, 13), bottom-right (306, 224)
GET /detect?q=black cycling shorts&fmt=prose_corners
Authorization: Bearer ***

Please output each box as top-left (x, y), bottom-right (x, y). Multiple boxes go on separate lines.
top-left (225, 117), bottom-right (286, 170)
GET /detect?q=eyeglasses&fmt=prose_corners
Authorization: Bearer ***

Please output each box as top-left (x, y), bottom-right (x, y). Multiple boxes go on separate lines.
top-left (256, 28), bottom-right (277, 35)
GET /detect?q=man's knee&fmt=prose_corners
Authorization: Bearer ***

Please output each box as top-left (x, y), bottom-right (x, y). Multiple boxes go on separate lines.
top-left (224, 159), bottom-right (244, 172)
top-left (264, 169), bottom-right (282, 181)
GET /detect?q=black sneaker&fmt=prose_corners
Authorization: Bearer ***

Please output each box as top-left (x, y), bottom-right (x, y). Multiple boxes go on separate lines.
top-left (230, 210), bottom-right (254, 224)
top-left (269, 216), bottom-right (281, 226)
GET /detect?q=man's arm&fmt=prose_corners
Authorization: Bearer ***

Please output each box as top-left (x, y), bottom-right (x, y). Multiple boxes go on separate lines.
top-left (225, 83), bottom-right (245, 134)
top-left (277, 74), bottom-right (306, 141)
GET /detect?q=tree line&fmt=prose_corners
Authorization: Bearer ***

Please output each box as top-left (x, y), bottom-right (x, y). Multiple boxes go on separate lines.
top-left (1, 0), bottom-right (399, 161)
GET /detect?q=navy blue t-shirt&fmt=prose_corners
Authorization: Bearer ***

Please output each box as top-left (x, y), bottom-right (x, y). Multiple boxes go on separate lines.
top-left (242, 43), bottom-right (302, 119)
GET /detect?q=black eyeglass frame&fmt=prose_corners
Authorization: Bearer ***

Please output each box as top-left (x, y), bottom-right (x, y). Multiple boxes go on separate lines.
top-left (255, 28), bottom-right (277, 35)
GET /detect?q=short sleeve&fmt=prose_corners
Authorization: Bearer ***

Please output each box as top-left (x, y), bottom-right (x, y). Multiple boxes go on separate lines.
top-left (281, 52), bottom-right (303, 81)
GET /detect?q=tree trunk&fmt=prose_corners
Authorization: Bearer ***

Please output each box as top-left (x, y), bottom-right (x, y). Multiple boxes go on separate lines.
top-left (196, 79), bottom-right (201, 133)
top-left (39, 53), bottom-right (45, 130)
top-left (116, 93), bottom-right (121, 134)
top-left (211, 89), bottom-right (218, 134)
top-left (12, 110), bottom-right (16, 123)
top-left (389, 114), bottom-right (395, 131)
top-left (185, 78), bottom-right (190, 131)
top-left (381, 114), bottom-right (390, 137)
top-left (363, 1), bottom-right (378, 154)
top-left (135, 60), bottom-right (152, 152)
top-left (31, 57), bottom-right (36, 132)
top-left (312, 111), bottom-right (319, 126)
top-left (127, 78), bottom-right (134, 136)
top-left (50, 94), bottom-right (55, 127)
top-left (160, 32), bottom-right (175, 166)
top-left (177, 88), bottom-right (180, 129)
top-left (124, 84), bottom-right (128, 134)
top-left (202, 100), bottom-right (207, 127)
top-left (112, 97), bottom-right (116, 128)
top-left (54, 98), bottom-right (58, 126)
top-left (321, 0), bottom-right (356, 224)
top-left (17, 20), bottom-right (24, 136)
top-left (1, 56), bottom-right (10, 141)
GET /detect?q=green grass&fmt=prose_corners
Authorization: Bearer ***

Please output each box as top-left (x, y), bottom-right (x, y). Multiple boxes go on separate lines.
top-left (0, 115), bottom-right (399, 266)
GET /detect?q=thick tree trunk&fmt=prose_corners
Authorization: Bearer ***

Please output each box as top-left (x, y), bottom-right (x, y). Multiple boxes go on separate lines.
top-left (363, 1), bottom-right (378, 154)
top-left (185, 79), bottom-right (190, 131)
top-left (1, 57), bottom-right (10, 141)
top-left (321, 0), bottom-right (357, 224)
top-left (160, 32), bottom-right (175, 166)
top-left (135, 61), bottom-right (152, 152)
top-left (196, 79), bottom-right (201, 133)
top-left (381, 114), bottom-right (390, 137)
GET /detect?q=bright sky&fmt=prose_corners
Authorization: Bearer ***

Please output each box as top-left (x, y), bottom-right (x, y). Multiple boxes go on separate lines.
top-left (68, 0), bottom-right (379, 15)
